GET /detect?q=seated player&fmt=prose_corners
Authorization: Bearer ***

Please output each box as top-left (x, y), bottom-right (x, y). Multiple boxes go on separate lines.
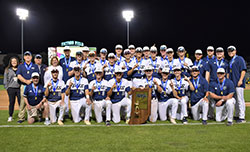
top-left (190, 66), bottom-right (209, 125)
top-left (209, 68), bottom-right (235, 126)
top-left (65, 65), bottom-right (92, 125)
top-left (158, 67), bottom-right (178, 124)
top-left (89, 67), bottom-right (112, 126)
top-left (107, 66), bottom-right (132, 124)
top-left (171, 66), bottom-right (194, 124)
top-left (44, 68), bottom-right (66, 125)
top-left (23, 72), bottom-right (49, 125)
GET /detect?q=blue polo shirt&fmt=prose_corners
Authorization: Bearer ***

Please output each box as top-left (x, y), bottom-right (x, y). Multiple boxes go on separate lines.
top-left (193, 59), bottom-right (208, 78)
top-left (206, 58), bottom-right (229, 82)
top-left (209, 78), bottom-right (235, 103)
top-left (16, 62), bottom-right (39, 84)
top-left (190, 76), bottom-right (209, 106)
top-left (60, 56), bottom-right (76, 83)
top-left (203, 55), bottom-right (215, 64)
top-left (228, 55), bottom-right (247, 88)
top-left (23, 83), bottom-right (45, 106)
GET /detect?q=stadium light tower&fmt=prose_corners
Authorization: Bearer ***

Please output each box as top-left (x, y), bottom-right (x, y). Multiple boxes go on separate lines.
top-left (16, 8), bottom-right (29, 62)
top-left (122, 10), bottom-right (134, 47)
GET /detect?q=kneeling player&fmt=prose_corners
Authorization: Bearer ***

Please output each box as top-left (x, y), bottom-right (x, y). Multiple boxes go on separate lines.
top-left (172, 66), bottom-right (194, 124)
top-left (190, 66), bottom-right (209, 125)
top-left (44, 68), bottom-right (66, 125)
top-left (89, 67), bottom-right (112, 126)
top-left (24, 72), bottom-right (50, 125)
top-left (107, 67), bottom-right (132, 124)
top-left (65, 66), bottom-right (92, 125)
top-left (209, 68), bottom-right (235, 126)
top-left (158, 67), bottom-right (178, 124)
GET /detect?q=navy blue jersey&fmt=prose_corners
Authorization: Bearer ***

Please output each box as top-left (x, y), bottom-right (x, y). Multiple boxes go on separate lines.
top-left (66, 77), bottom-right (89, 100)
top-left (190, 76), bottom-right (209, 106)
top-left (44, 79), bottom-right (66, 102)
top-left (193, 59), bottom-right (208, 78)
top-left (209, 78), bottom-right (235, 102)
top-left (203, 55), bottom-right (215, 64)
top-left (108, 78), bottom-right (131, 103)
top-left (16, 62), bottom-right (39, 84)
top-left (89, 79), bottom-right (111, 101)
top-left (23, 83), bottom-right (45, 106)
top-left (158, 79), bottom-right (172, 102)
top-left (207, 58), bottom-right (229, 82)
top-left (228, 55), bottom-right (247, 88)
top-left (131, 58), bottom-right (146, 79)
top-left (60, 56), bottom-right (76, 83)
top-left (85, 61), bottom-right (100, 82)
top-left (121, 60), bottom-right (133, 80)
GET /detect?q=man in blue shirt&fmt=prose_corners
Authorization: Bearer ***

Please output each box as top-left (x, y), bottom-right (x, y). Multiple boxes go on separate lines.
top-left (190, 66), bottom-right (209, 125)
top-left (16, 51), bottom-right (39, 123)
top-left (34, 54), bottom-right (47, 86)
top-left (203, 46), bottom-right (215, 64)
top-left (193, 49), bottom-right (207, 78)
top-left (227, 46), bottom-right (247, 123)
top-left (23, 72), bottom-right (50, 125)
top-left (209, 68), bottom-right (236, 126)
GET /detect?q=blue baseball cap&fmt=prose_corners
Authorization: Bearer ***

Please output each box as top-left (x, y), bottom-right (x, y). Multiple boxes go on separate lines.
top-left (24, 51), bottom-right (32, 56)
top-left (100, 48), bottom-right (108, 54)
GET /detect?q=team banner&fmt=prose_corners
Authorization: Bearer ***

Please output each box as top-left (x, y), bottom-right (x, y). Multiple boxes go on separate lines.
top-left (129, 88), bottom-right (152, 125)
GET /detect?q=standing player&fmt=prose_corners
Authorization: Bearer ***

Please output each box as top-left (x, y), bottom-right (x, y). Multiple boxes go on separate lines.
top-left (142, 46), bottom-right (151, 61)
top-left (190, 66), bottom-right (209, 125)
top-left (65, 65), bottom-right (92, 125)
top-left (44, 68), bottom-right (66, 125)
top-left (176, 46), bottom-right (193, 77)
top-left (171, 66), bottom-right (194, 124)
top-left (193, 49), bottom-right (207, 78)
top-left (68, 51), bottom-right (87, 77)
top-left (82, 46), bottom-right (90, 62)
top-left (121, 49), bottom-right (133, 80)
top-left (146, 46), bottom-right (162, 79)
top-left (98, 48), bottom-right (108, 66)
top-left (209, 68), bottom-right (235, 126)
top-left (128, 47), bottom-right (145, 80)
top-left (227, 46), bottom-right (247, 123)
top-left (16, 51), bottom-right (39, 123)
top-left (83, 51), bottom-right (99, 82)
top-left (203, 46), bottom-right (215, 64)
top-left (162, 48), bottom-right (177, 79)
top-left (158, 67), bottom-right (178, 124)
top-left (128, 45), bottom-right (136, 61)
top-left (89, 67), bottom-right (112, 126)
top-left (23, 72), bottom-right (50, 125)
top-left (159, 45), bottom-right (167, 61)
top-left (141, 65), bottom-right (162, 122)
top-left (59, 47), bottom-right (76, 118)
top-left (107, 66), bottom-right (132, 124)
top-left (104, 53), bottom-right (116, 81)
top-left (115, 44), bottom-right (125, 66)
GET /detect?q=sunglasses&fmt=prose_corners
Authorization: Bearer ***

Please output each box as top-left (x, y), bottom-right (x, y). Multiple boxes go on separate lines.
top-left (51, 70), bottom-right (59, 73)
top-left (74, 67), bottom-right (81, 71)
top-left (145, 70), bottom-right (152, 72)
top-left (162, 72), bottom-right (169, 74)
top-left (151, 51), bottom-right (157, 54)
top-left (174, 70), bottom-right (181, 72)
top-left (115, 72), bottom-right (122, 75)
top-left (192, 70), bottom-right (199, 72)
top-left (108, 57), bottom-right (115, 59)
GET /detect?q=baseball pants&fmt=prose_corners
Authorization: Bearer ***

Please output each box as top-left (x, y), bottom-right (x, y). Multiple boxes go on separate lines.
top-left (93, 99), bottom-right (112, 123)
top-left (64, 95), bottom-right (69, 114)
top-left (149, 98), bottom-right (158, 122)
top-left (176, 96), bottom-right (189, 120)
top-left (158, 98), bottom-right (178, 121)
top-left (208, 96), bottom-right (216, 119)
top-left (191, 99), bottom-right (209, 121)
top-left (18, 85), bottom-right (26, 121)
top-left (70, 98), bottom-right (91, 123)
top-left (234, 87), bottom-right (245, 119)
top-left (216, 98), bottom-right (235, 122)
top-left (48, 100), bottom-right (66, 123)
top-left (112, 98), bottom-right (131, 123)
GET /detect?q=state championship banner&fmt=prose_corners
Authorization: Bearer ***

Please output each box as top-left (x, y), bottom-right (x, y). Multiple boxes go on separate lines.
top-left (48, 46), bottom-right (97, 65)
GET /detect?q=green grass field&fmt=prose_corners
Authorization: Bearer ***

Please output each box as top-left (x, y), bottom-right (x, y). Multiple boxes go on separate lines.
top-left (0, 108), bottom-right (250, 152)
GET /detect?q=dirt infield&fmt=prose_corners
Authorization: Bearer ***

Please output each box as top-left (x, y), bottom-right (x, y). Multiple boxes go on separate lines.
top-left (1, 85), bottom-right (250, 110)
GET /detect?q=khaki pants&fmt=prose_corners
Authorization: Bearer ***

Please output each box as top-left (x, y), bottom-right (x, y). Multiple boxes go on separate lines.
top-left (18, 85), bottom-right (26, 121)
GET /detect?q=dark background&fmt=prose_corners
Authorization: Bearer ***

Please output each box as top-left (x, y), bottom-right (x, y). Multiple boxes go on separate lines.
top-left (0, 0), bottom-right (250, 61)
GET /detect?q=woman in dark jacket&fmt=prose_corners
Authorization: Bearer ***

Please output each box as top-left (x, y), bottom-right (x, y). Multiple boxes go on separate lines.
top-left (3, 57), bottom-right (21, 122)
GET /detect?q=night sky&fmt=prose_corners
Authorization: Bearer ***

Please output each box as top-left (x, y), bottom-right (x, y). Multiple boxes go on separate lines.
top-left (1, 0), bottom-right (250, 59)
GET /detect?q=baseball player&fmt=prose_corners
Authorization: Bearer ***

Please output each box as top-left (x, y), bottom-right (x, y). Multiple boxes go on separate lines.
top-left (98, 48), bottom-right (108, 66)
top-left (65, 65), bottom-right (92, 125)
top-left (83, 51), bottom-right (99, 82)
top-left (68, 51), bottom-right (88, 77)
top-left (115, 44), bottom-right (125, 66)
top-left (128, 45), bottom-right (136, 61)
top-left (140, 65), bottom-right (162, 122)
top-left (103, 53), bottom-right (116, 81)
top-left (44, 68), bottom-right (66, 125)
top-left (159, 45), bottom-right (167, 61)
top-left (190, 66), bottom-right (209, 125)
top-left (82, 46), bottom-right (90, 61)
top-left (162, 48), bottom-right (178, 79)
top-left (128, 47), bottom-right (145, 80)
top-left (203, 46), bottom-right (215, 64)
top-left (172, 66), bottom-right (194, 124)
top-left (209, 68), bottom-right (235, 126)
top-left (23, 72), bottom-right (50, 125)
top-left (120, 49), bottom-right (133, 80)
top-left (227, 46), bottom-right (247, 123)
top-left (89, 67), bottom-right (112, 126)
top-left (146, 46), bottom-right (162, 79)
top-left (193, 49), bottom-right (207, 78)
top-left (158, 67), bottom-right (178, 124)
top-left (176, 46), bottom-right (193, 77)
top-left (107, 66), bottom-right (132, 124)
top-left (142, 46), bottom-right (151, 61)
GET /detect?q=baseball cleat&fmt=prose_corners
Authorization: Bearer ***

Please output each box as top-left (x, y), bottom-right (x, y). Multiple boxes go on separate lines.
top-left (226, 121), bottom-right (233, 126)
top-left (106, 121), bottom-right (111, 127)
top-left (44, 120), bottom-right (51, 126)
top-left (182, 117), bottom-right (188, 125)
top-left (202, 120), bottom-right (207, 125)
top-left (57, 120), bottom-right (64, 126)
top-left (17, 120), bottom-right (24, 124)
top-left (170, 118), bottom-right (176, 124)
top-left (125, 118), bottom-right (130, 124)
top-left (7, 117), bottom-right (13, 122)
top-left (236, 119), bottom-right (246, 123)
top-left (84, 120), bottom-right (91, 125)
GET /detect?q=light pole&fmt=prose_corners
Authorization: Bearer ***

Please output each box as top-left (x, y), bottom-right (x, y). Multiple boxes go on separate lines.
top-left (16, 8), bottom-right (29, 63)
top-left (122, 10), bottom-right (134, 47)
